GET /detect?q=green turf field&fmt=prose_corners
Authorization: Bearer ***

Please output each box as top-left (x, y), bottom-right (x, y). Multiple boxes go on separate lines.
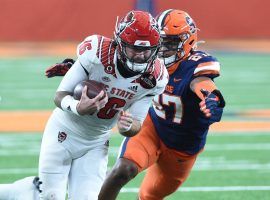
top-left (1, 53), bottom-right (270, 111)
top-left (1, 52), bottom-right (270, 199)
top-left (0, 133), bottom-right (270, 199)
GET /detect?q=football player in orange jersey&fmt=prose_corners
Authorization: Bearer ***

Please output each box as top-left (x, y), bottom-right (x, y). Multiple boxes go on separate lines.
top-left (97, 9), bottom-right (225, 200)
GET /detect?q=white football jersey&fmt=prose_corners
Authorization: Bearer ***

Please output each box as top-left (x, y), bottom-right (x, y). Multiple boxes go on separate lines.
top-left (53, 35), bottom-right (168, 139)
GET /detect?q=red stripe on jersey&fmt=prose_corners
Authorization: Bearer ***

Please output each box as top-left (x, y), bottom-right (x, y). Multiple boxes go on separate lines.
top-left (96, 35), bottom-right (102, 59)
top-left (148, 59), bottom-right (162, 80)
top-left (96, 36), bottom-right (117, 78)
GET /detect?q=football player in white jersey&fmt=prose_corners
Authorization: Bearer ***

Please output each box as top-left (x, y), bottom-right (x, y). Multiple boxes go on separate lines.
top-left (0, 10), bottom-right (168, 200)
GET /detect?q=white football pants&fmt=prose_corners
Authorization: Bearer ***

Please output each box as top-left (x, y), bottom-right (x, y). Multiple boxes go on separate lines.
top-left (39, 115), bottom-right (109, 200)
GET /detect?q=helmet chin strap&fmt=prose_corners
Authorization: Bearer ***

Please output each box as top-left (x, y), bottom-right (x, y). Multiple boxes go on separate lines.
top-left (163, 49), bottom-right (186, 68)
top-left (163, 54), bottom-right (177, 67)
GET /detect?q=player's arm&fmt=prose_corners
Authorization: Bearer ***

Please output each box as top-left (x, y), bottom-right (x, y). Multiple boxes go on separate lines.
top-left (190, 76), bottom-right (225, 123)
top-left (118, 67), bottom-right (168, 137)
top-left (190, 76), bottom-right (217, 100)
top-left (55, 35), bottom-right (108, 115)
top-left (117, 95), bottom-right (154, 137)
top-left (54, 60), bottom-right (108, 115)
top-left (117, 111), bottom-right (141, 137)
top-left (54, 60), bottom-right (87, 115)
top-left (45, 58), bottom-right (74, 78)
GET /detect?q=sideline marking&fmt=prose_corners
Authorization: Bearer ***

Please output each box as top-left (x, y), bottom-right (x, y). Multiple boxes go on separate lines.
top-left (1, 111), bottom-right (270, 132)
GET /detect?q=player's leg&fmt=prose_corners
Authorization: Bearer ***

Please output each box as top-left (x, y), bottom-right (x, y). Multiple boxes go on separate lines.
top-left (0, 176), bottom-right (40, 200)
top-left (38, 117), bottom-right (72, 200)
top-left (139, 145), bottom-right (198, 200)
top-left (98, 115), bottom-right (160, 200)
top-left (0, 184), bottom-right (12, 200)
top-left (67, 143), bottom-right (109, 200)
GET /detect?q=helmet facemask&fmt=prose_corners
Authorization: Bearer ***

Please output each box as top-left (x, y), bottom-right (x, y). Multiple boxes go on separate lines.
top-left (117, 39), bottom-right (159, 73)
top-left (156, 9), bottom-right (198, 68)
top-left (159, 32), bottom-right (192, 67)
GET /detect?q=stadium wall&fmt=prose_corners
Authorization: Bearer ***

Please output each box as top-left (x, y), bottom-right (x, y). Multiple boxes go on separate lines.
top-left (0, 0), bottom-right (269, 41)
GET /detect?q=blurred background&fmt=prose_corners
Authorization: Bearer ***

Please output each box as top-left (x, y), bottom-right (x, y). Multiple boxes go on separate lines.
top-left (0, 0), bottom-right (270, 199)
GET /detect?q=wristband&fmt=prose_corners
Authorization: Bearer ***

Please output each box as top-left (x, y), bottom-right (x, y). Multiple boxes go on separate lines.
top-left (61, 95), bottom-right (80, 115)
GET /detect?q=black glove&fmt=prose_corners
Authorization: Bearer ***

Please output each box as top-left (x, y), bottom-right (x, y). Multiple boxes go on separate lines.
top-left (200, 89), bottom-right (225, 123)
top-left (45, 58), bottom-right (75, 78)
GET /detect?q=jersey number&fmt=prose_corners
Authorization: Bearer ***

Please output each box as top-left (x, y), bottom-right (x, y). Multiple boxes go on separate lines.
top-left (79, 40), bottom-right (92, 55)
top-left (153, 93), bottom-right (183, 124)
top-left (97, 97), bottom-right (126, 119)
top-left (188, 52), bottom-right (208, 61)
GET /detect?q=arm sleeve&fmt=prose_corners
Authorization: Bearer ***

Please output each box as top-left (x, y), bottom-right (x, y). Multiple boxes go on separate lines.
top-left (57, 60), bottom-right (89, 93)
top-left (128, 96), bottom-right (154, 125)
top-left (190, 77), bottom-right (217, 100)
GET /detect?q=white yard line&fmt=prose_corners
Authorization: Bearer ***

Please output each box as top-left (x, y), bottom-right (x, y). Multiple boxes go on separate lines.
top-left (0, 168), bottom-right (37, 174)
top-left (120, 186), bottom-right (270, 193)
top-left (1, 143), bottom-right (270, 156)
top-left (192, 163), bottom-right (270, 171)
top-left (205, 143), bottom-right (270, 150)
top-left (1, 160), bottom-right (270, 175)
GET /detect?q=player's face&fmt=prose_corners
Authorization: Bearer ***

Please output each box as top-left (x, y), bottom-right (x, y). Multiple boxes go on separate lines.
top-left (159, 37), bottom-right (181, 58)
top-left (125, 46), bottom-right (153, 63)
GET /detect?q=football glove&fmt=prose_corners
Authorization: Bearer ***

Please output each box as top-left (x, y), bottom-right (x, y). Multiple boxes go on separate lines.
top-left (200, 89), bottom-right (225, 123)
top-left (45, 58), bottom-right (74, 78)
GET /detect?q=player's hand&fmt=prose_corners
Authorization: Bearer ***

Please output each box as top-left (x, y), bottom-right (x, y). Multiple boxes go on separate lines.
top-left (45, 58), bottom-right (75, 78)
top-left (117, 111), bottom-right (133, 134)
top-left (199, 89), bottom-right (225, 123)
top-left (76, 86), bottom-right (108, 115)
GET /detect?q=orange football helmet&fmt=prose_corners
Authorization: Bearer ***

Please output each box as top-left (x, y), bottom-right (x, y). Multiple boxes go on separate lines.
top-left (156, 9), bottom-right (198, 67)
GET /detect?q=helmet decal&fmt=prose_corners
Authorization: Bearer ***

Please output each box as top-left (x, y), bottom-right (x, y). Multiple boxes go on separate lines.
top-left (185, 16), bottom-right (196, 34)
top-left (118, 11), bottom-right (136, 36)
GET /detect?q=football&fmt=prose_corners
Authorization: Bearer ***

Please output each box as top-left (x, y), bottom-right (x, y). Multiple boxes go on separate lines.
top-left (73, 80), bottom-right (106, 100)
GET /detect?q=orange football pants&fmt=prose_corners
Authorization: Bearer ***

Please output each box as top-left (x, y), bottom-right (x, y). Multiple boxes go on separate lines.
top-left (121, 114), bottom-right (200, 200)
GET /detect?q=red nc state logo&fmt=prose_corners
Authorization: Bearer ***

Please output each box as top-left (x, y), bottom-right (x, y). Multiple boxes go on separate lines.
top-left (58, 131), bottom-right (67, 143)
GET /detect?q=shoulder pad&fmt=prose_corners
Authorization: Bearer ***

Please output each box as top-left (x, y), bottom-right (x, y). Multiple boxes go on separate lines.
top-left (76, 35), bottom-right (116, 73)
top-left (96, 36), bottom-right (117, 77)
top-left (148, 58), bottom-right (167, 81)
top-left (188, 51), bottom-right (220, 78)
top-left (76, 35), bottom-right (100, 70)
top-left (147, 59), bottom-right (168, 95)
